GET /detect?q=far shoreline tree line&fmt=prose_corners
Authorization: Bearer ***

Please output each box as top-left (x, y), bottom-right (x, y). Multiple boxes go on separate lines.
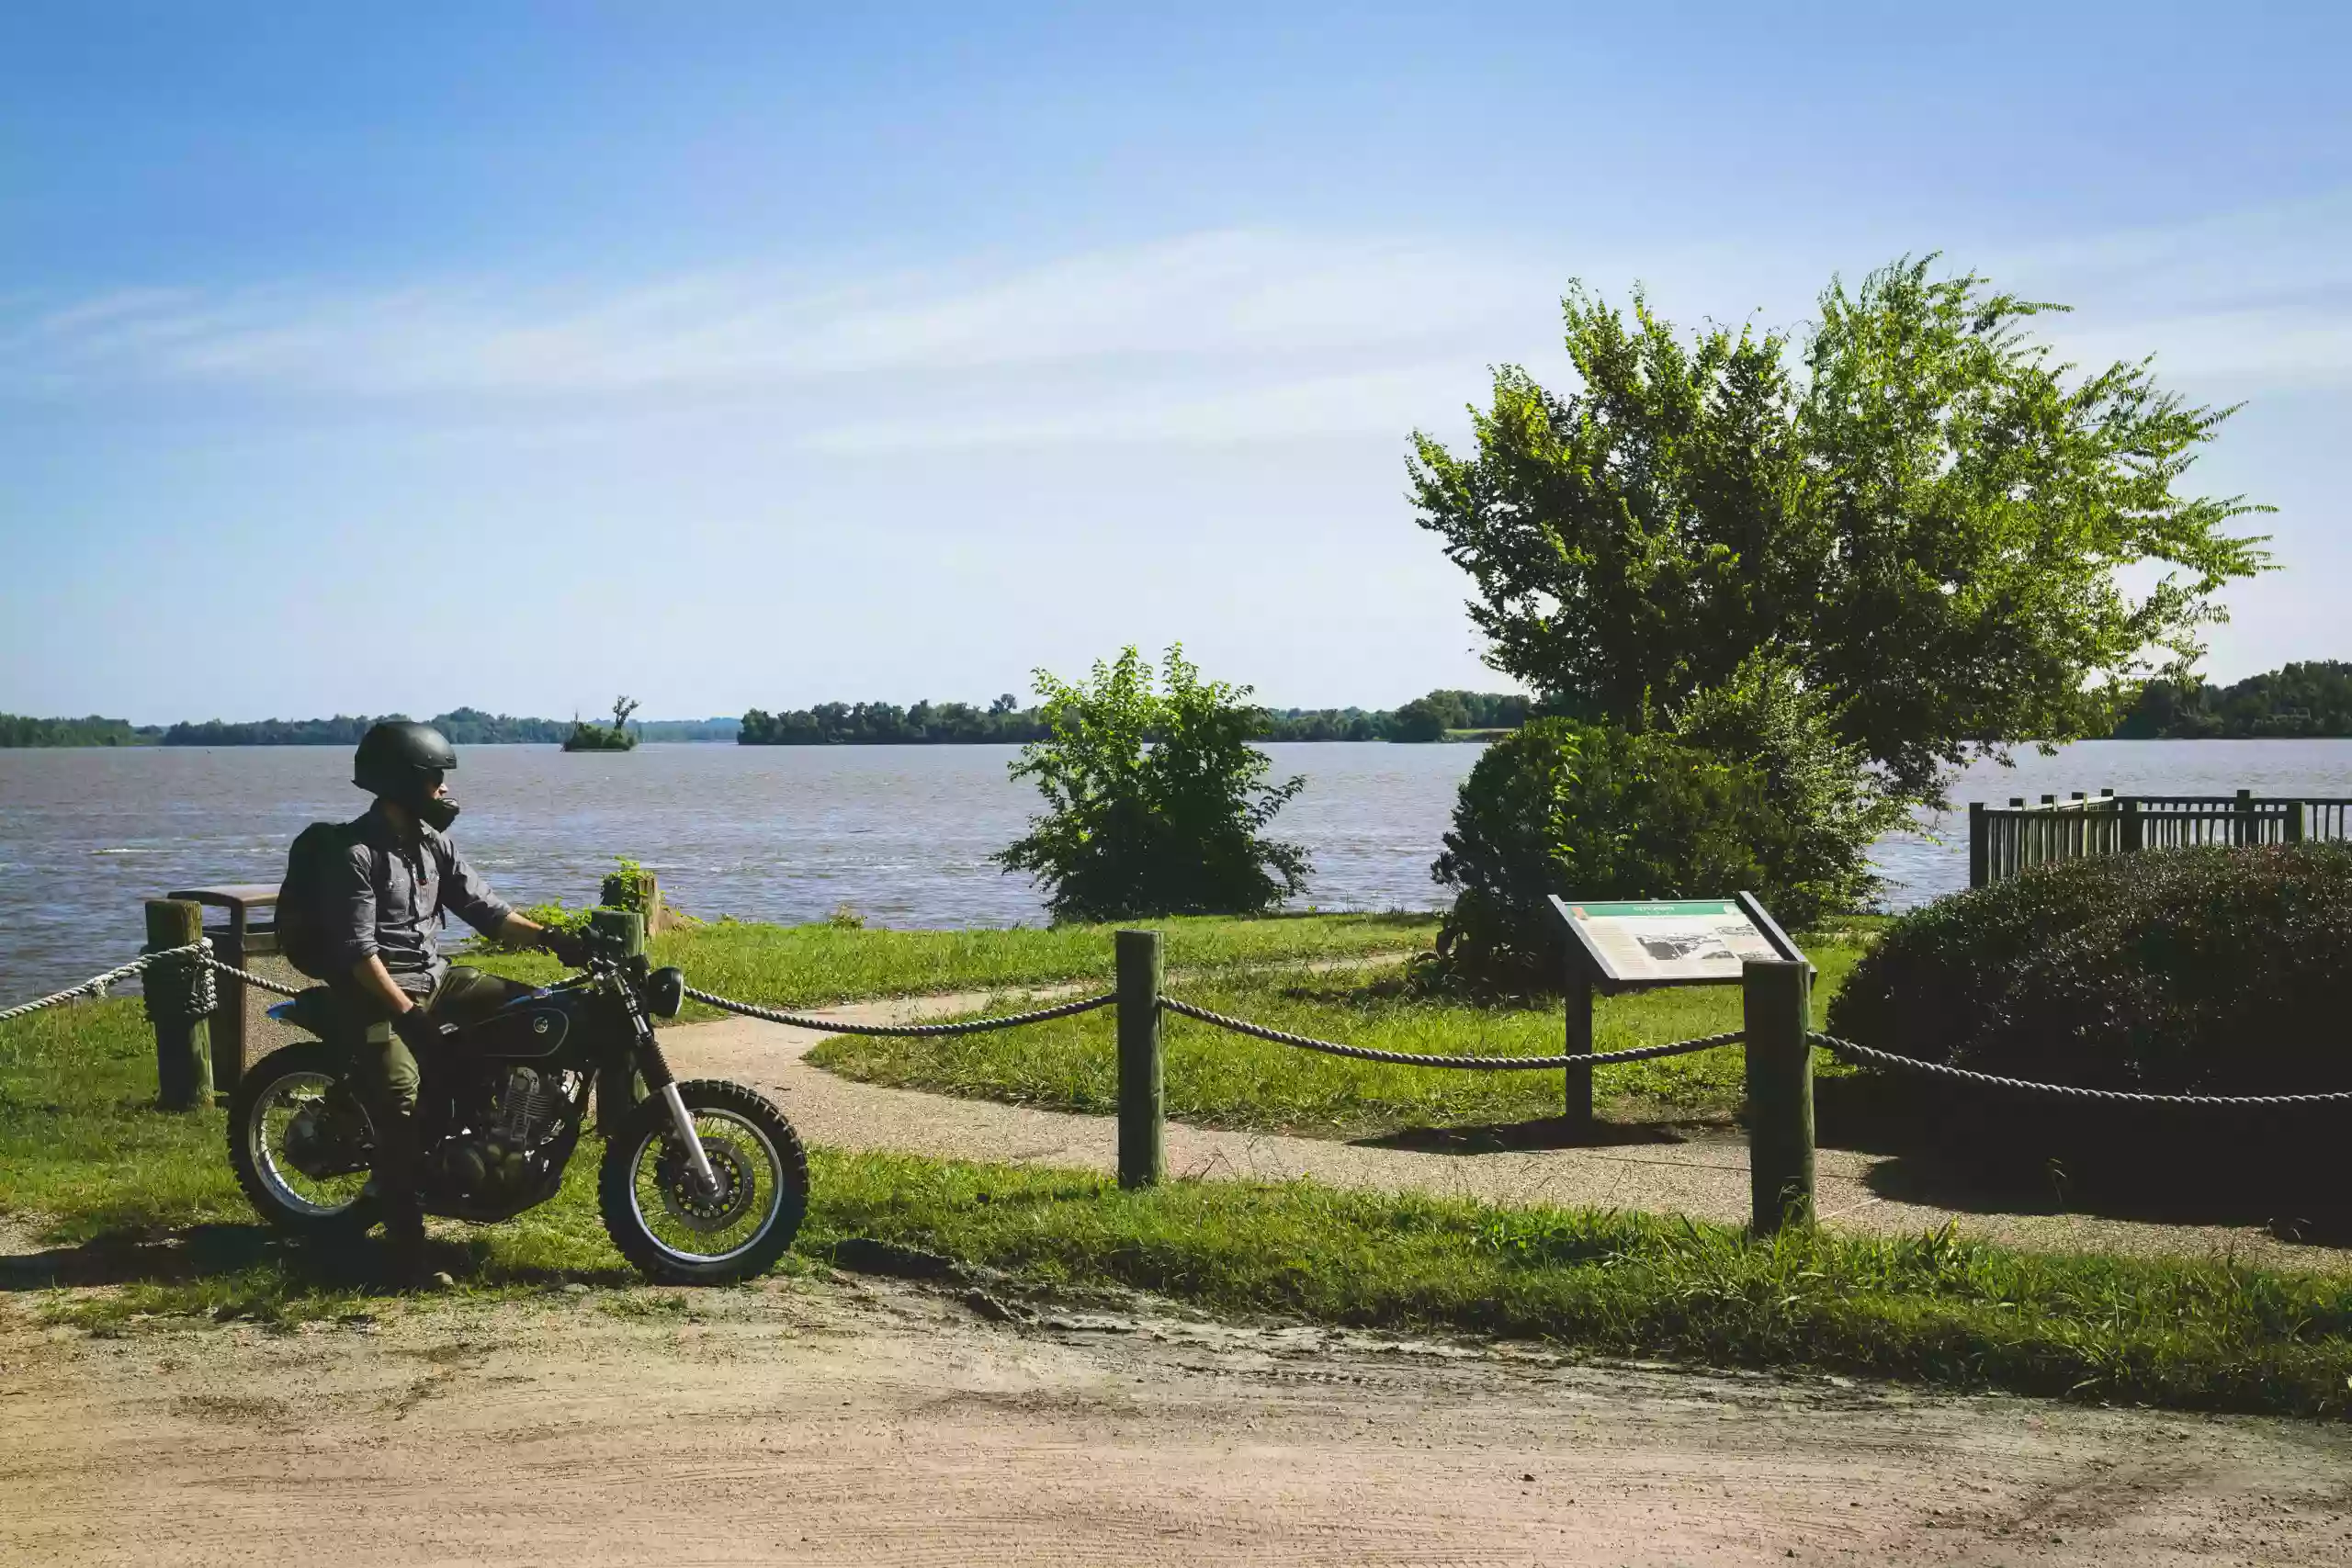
top-left (3, 665), bottom-right (2343, 750)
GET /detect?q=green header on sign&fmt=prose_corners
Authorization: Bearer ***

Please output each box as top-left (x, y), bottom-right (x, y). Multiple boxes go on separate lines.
top-left (1570, 899), bottom-right (1740, 918)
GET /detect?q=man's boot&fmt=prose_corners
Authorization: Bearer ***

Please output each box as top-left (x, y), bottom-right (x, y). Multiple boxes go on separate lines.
top-left (373, 1112), bottom-right (450, 1292)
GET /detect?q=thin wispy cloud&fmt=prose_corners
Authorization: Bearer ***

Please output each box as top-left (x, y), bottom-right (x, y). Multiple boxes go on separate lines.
top-left (1, 232), bottom-right (1555, 400)
top-left (5, 200), bottom-right (2344, 457)
top-left (1996, 192), bottom-right (2352, 389)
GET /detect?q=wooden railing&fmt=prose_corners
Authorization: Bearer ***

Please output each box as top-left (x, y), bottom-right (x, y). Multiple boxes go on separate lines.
top-left (1967, 790), bottom-right (2352, 887)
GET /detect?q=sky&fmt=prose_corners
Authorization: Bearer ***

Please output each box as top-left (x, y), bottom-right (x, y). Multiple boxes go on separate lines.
top-left (3, 1), bottom-right (2347, 725)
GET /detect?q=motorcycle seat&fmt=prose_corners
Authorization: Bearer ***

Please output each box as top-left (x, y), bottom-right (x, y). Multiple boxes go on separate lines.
top-left (266, 987), bottom-right (341, 1038)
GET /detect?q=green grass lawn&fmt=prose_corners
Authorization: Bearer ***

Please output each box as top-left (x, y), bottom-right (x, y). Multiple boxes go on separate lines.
top-left (466, 908), bottom-right (1441, 1012)
top-left (809, 932), bottom-right (1871, 1139)
top-left (6, 982), bottom-right (2352, 1417)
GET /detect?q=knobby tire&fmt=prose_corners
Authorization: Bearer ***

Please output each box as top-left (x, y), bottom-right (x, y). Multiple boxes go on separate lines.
top-left (597, 1078), bottom-right (808, 1285)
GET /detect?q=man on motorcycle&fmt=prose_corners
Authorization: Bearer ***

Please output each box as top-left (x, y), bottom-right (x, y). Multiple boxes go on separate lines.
top-left (321, 720), bottom-right (588, 1286)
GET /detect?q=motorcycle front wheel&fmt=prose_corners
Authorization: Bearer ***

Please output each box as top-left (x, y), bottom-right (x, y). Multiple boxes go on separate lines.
top-left (597, 1078), bottom-right (808, 1284)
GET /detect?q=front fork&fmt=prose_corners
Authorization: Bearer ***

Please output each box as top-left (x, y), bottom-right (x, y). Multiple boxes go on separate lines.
top-left (615, 978), bottom-right (721, 1195)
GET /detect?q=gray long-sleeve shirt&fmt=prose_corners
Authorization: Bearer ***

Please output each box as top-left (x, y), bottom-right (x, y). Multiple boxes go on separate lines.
top-left (329, 803), bottom-right (514, 991)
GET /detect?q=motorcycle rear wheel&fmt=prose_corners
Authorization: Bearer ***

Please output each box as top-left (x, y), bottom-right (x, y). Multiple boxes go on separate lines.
top-left (598, 1078), bottom-right (807, 1284)
top-left (228, 1041), bottom-right (380, 1238)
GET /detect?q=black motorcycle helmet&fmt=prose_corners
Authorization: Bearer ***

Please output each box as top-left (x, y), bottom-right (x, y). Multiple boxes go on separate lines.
top-left (354, 721), bottom-right (461, 830)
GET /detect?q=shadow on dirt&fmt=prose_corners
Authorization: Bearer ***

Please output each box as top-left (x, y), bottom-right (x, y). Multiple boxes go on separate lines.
top-left (0, 1221), bottom-right (639, 1295)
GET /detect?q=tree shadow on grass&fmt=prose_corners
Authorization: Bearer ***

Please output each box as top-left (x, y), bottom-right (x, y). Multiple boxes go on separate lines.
top-left (0, 1221), bottom-right (637, 1297)
top-left (1815, 1075), bottom-right (2352, 1247)
top-left (1351, 1115), bottom-right (1701, 1155)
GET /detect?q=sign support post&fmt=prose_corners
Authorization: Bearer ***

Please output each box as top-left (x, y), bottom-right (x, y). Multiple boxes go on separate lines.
top-left (1563, 968), bottom-right (1593, 1132)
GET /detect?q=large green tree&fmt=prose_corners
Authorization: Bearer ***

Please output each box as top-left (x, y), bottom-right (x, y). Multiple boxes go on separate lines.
top-left (1409, 257), bottom-right (2272, 803)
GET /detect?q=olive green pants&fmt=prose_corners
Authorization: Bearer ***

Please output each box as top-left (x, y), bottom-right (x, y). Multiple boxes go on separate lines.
top-left (328, 966), bottom-right (535, 1119)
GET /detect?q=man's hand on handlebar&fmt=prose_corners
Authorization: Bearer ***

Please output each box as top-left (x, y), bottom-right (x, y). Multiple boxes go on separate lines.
top-left (539, 927), bottom-right (594, 970)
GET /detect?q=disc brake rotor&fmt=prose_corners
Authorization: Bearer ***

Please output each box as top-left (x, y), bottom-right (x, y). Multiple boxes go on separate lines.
top-left (655, 1134), bottom-right (757, 1234)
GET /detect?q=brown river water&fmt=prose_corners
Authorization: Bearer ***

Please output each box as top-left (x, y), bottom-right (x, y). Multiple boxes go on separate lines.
top-left (4, 738), bottom-right (2348, 998)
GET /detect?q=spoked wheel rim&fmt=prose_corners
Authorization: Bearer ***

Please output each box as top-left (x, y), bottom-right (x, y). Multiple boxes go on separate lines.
top-left (626, 1109), bottom-right (787, 1267)
top-left (247, 1069), bottom-right (375, 1219)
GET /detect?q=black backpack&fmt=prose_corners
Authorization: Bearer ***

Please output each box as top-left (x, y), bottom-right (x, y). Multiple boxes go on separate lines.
top-left (277, 821), bottom-right (368, 982)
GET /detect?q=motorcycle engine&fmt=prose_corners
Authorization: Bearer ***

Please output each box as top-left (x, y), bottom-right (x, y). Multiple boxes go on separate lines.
top-left (434, 1067), bottom-right (567, 1201)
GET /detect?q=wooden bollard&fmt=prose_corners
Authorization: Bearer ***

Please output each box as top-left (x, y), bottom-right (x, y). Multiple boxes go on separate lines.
top-left (1115, 929), bottom-right (1164, 1190)
top-left (142, 898), bottom-right (212, 1111)
top-left (602, 868), bottom-right (663, 936)
top-left (591, 906), bottom-right (645, 958)
top-left (1742, 958), bottom-right (1815, 1235)
top-left (592, 908), bottom-right (646, 1133)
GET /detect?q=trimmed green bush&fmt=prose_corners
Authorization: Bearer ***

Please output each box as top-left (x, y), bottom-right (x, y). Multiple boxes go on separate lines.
top-left (1827, 844), bottom-right (2352, 1094)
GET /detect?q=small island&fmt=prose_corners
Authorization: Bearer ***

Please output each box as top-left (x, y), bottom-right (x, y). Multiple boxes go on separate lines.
top-left (563, 695), bottom-right (641, 752)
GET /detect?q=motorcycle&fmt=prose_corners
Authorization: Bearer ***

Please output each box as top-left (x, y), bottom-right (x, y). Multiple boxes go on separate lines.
top-left (226, 935), bottom-right (807, 1284)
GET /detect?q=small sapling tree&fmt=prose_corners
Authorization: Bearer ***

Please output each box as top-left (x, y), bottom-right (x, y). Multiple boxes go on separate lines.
top-left (995, 645), bottom-right (1310, 921)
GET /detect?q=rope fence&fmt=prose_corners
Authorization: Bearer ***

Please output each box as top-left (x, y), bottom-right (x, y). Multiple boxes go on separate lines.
top-left (681, 984), bottom-right (1115, 1037)
top-left (1159, 996), bottom-right (1741, 1070)
top-left (11, 947), bottom-right (2352, 1110)
top-left (196, 953), bottom-right (306, 998)
top-left (0, 942), bottom-right (206, 1026)
top-left (12, 923), bottom-right (2352, 1233)
top-left (1809, 1031), bottom-right (2352, 1108)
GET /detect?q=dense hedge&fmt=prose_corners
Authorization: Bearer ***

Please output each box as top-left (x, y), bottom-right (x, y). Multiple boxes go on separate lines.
top-left (1827, 845), bottom-right (2352, 1095)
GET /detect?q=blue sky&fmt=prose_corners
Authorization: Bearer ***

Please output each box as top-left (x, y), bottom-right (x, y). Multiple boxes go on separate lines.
top-left (4, 2), bottom-right (2347, 723)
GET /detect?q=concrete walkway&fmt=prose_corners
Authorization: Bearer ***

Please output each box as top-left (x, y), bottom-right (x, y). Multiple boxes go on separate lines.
top-left (662, 987), bottom-right (2352, 1272)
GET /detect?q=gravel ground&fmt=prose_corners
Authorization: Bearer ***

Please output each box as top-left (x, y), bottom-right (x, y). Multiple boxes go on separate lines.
top-left (9, 1269), bottom-right (2351, 1567)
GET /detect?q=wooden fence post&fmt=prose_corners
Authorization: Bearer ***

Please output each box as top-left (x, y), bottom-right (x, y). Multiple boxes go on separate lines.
top-left (2235, 787), bottom-right (2254, 847)
top-left (1743, 958), bottom-right (1814, 1236)
top-left (1967, 802), bottom-right (1987, 888)
top-left (592, 908), bottom-right (645, 1132)
top-left (602, 868), bottom-right (663, 935)
top-left (1116, 930), bottom-right (1165, 1190)
top-left (142, 898), bottom-right (211, 1111)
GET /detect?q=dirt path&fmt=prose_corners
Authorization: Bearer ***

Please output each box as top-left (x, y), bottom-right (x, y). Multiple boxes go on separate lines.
top-left (662, 991), bottom-right (2352, 1270)
top-left (6, 1271), bottom-right (2349, 1567)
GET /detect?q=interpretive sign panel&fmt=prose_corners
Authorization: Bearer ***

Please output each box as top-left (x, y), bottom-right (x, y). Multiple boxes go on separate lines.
top-left (1548, 893), bottom-right (1804, 989)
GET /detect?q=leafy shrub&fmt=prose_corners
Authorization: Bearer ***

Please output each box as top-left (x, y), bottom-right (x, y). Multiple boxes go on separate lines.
top-left (1671, 651), bottom-right (1905, 921)
top-left (995, 645), bottom-right (1311, 921)
top-left (475, 856), bottom-right (661, 952)
top-left (1827, 845), bottom-right (2352, 1094)
top-left (1426, 718), bottom-right (1774, 991)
